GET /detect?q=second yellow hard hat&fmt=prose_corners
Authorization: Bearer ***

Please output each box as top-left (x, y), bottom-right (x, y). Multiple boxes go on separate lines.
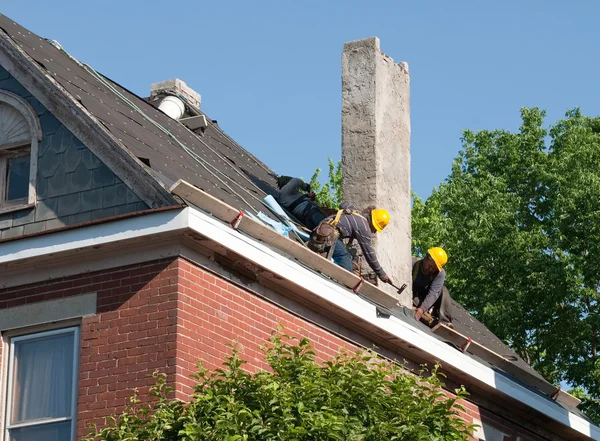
top-left (428, 247), bottom-right (448, 270)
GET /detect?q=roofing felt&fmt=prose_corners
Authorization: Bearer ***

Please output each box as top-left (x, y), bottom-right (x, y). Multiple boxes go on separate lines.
top-left (0, 15), bottom-right (277, 216)
top-left (0, 14), bottom-right (576, 414)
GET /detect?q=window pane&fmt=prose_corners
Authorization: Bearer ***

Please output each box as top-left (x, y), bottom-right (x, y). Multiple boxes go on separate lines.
top-left (8, 420), bottom-right (71, 441)
top-left (10, 332), bottom-right (74, 424)
top-left (6, 154), bottom-right (30, 200)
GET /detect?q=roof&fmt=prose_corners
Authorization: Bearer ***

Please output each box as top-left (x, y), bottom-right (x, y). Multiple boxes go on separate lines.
top-left (0, 12), bottom-right (584, 420)
top-left (0, 14), bottom-right (277, 215)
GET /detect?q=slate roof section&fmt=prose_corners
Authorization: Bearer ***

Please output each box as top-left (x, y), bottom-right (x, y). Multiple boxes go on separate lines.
top-left (0, 15), bottom-right (277, 216)
top-left (0, 13), bottom-right (572, 411)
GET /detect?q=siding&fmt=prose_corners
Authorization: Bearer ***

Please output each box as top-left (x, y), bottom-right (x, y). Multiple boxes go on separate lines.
top-left (0, 65), bottom-right (147, 239)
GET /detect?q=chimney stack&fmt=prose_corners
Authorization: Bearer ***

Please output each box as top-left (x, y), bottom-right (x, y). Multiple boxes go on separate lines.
top-left (150, 78), bottom-right (201, 111)
top-left (341, 37), bottom-right (411, 305)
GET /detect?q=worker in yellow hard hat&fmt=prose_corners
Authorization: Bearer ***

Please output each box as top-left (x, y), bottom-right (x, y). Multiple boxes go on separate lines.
top-left (412, 247), bottom-right (452, 324)
top-left (308, 202), bottom-right (391, 283)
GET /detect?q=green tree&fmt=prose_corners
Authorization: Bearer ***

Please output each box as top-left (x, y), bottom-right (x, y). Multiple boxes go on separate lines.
top-left (412, 108), bottom-right (600, 422)
top-left (309, 158), bottom-right (343, 209)
top-left (86, 331), bottom-right (475, 441)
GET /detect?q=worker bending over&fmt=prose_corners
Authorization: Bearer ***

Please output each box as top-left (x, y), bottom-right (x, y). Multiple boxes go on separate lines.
top-left (276, 176), bottom-right (324, 230)
top-left (308, 202), bottom-right (391, 283)
top-left (412, 247), bottom-right (452, 324)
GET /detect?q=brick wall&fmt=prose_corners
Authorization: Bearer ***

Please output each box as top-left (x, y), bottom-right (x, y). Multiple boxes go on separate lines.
top-left (0, 257), bottom-right (557, 440)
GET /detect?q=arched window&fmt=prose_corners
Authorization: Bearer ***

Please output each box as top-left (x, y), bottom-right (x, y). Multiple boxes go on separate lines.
top-left (0, 90), bottom-right (41, 211)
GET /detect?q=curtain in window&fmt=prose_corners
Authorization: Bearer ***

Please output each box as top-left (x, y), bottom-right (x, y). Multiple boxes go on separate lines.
top-left (10, 332), bottom-right (74, 424)
top-left (8, 421), bottom-right (71, 441)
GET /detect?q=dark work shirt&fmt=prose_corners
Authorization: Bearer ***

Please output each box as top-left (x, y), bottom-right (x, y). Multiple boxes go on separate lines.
top-left (277, 178), bottom-right (310, 207)
top-left (324, 202), bottom-right (387, 279)
top-left (276, 178), bottom-right (324, 230)
top-left (412, 256), bottom-right (445, 312)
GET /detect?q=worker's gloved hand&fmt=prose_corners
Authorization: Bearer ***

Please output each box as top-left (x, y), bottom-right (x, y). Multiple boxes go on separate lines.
top-left (308, 192), bottom-right (316, 201)
top-left (380, 274), bottom-right (390, 284)
top-left (415, 307), bottom-right (424, 321)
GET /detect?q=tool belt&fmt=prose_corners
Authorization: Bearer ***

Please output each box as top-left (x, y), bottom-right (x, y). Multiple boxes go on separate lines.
top-left (307, 209), bottom-right (365, 256)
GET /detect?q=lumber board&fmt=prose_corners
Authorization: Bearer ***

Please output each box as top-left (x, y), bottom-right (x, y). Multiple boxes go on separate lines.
top-left (432, 323), bottom-right (559, 397)
top-left (171, 180), bottom-right (399, 310)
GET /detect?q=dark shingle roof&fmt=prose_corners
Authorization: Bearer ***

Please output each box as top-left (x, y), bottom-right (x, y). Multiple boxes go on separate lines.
top-left (0, 15), bottom-right (277, 214)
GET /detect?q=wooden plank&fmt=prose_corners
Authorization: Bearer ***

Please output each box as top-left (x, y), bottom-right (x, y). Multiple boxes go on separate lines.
top-left (555, 390), bottom-right (581, 408)
top-left (432, 323), bottom-right (559, 397)
top-left (171, 180), bottom-right (400, 310)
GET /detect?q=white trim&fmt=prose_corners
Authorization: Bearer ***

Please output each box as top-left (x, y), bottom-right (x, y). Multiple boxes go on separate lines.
top-left (186, 206), bottom-right (600, 441)
top-left (0, 208), bottom-right (189, 265)
top-left (0, 205), bottom-right (597, 439)
top-left (4, 326), bottom-right (79, 441)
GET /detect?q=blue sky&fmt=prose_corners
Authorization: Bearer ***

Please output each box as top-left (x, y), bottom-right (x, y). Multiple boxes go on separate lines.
top-left (3, 1), bottom-right (600, 199)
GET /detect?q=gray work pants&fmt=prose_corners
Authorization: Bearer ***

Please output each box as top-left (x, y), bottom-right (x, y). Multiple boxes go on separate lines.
top-left (413, 285), bottom-right (453, 324)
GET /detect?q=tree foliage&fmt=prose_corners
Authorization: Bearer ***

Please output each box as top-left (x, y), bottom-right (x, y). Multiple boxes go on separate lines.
top-left (86, 331), bottom-right (474, 441)
top-left (412, 108), bottom-right (600, 421)
top-left (309, 158), bottom-right (343, 209)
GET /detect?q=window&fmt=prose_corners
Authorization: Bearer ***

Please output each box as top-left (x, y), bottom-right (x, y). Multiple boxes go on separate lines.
top-left (0, 90), bottom-right (42, 212)
top-left (4, 327), bottom-right (79, 441)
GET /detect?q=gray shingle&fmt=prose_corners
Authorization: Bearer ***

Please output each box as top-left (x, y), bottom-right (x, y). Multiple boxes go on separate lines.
top-left (23, 221), bottom-right (46, 235)
top-left (93, 163), bottom-right (115, 188)
top-left (45, 217), bottom-right (67, 230)
top-left (125, 186), bottom-right (140, 204)
top-left (89, 207), bottom-right (115, 221)
top-left (0, 216), bottom-right (13, 230)
top-left (34, 197), bottom-right (58, 221)
top-left (39, 150), bottom-right (61, 178)
top-left (0, 77), bottom-right (30, 98)
top-left (47, 164), bottom-right (69, 197)
top-left (81, 148), bottom-right (100, 170)
top-left (80, 188), bottom-right (103, 212)
top-left (114, 203), bottom-right (140, 216)
top-left (25, 95), bottom-right (46, 116)
top-left (12, 208), bottom-right (35, 226)
top-left (67, 211), bottom-right (91, 224)
top-left (39, 113), bottom-right (61, 135)
top-left (57, 193), bottom-right (81, 217)
top-left (63, 144), bottom-right (82, 173)
top-left (51, 125), bottom-right (72, 155)
top-left (70, 162), bottom-right (93, 192)
top-left (2, 225), bottom-right (24, 239)
top-left (103, 183), bottom-right (127, 208)
top-left (37, 176), bottom-right (48, 199)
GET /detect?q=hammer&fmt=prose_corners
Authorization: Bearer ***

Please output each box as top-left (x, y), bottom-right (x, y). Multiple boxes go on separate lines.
top-left (387, 281), bottom-right (407, 295)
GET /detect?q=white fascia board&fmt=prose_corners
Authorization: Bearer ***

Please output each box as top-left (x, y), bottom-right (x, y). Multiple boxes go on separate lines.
top-left (0, 208), bottom-right (189, 265)
top-left (187, 206), bottom-right (599, 441)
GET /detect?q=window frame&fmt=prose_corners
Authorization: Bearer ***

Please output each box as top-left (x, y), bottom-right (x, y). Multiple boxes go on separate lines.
top-left (0, 90), bottom-right (42, 214)
top-left (3, 326), bottom-right (80, 441)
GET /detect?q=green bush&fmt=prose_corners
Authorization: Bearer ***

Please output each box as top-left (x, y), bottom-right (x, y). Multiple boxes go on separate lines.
top-left (86, 331), bottom-right (475, 441)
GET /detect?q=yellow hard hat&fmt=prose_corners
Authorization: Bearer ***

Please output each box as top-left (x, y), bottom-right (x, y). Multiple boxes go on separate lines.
top-left (371, 208), bottom-right (390, 232)
top-left (428, 247), bottom-right (448, 271)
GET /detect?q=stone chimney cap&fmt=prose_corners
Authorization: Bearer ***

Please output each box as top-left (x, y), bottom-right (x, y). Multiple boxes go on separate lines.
top-left (150, 78), bottom-right (201, 110)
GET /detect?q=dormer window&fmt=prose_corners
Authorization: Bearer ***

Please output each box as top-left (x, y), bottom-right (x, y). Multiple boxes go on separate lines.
top-left (0, 90), bottom-right (41, 212)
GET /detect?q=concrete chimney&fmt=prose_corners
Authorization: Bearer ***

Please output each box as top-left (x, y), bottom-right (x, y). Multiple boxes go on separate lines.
top-left (150, 78), bottom-right (201, 111)
top-left (341, 37), bottom-right (411, 305)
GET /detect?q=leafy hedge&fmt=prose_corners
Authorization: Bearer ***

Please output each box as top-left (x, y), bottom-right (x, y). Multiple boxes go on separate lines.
top-left (86, 331), bottom-right (475, 441)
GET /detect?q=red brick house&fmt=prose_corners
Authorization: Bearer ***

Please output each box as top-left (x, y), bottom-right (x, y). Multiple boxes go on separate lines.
top-left (0, 14), bottom-right (597, 441)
